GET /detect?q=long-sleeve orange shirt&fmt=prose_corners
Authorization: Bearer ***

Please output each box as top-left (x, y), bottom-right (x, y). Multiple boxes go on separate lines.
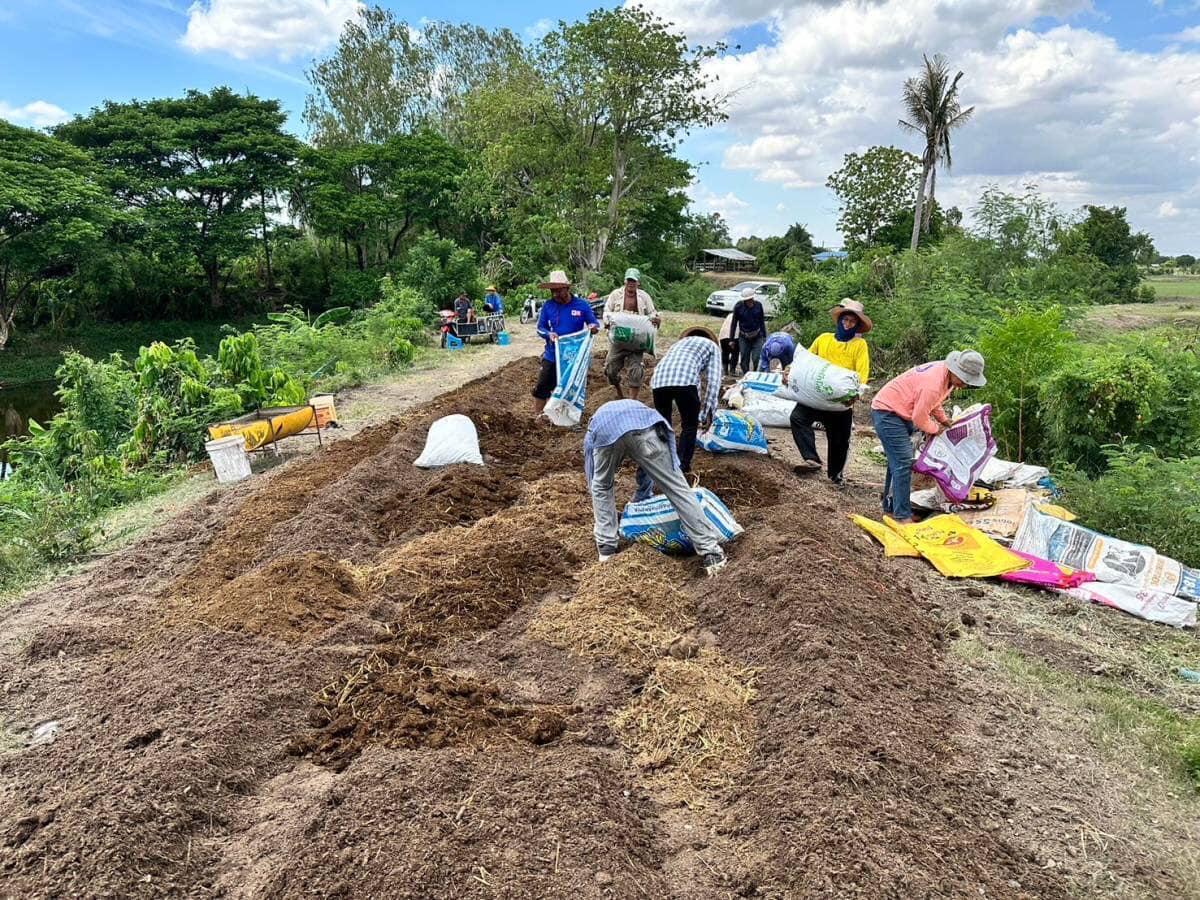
top-left (871, 362), bottom-right (953, 434)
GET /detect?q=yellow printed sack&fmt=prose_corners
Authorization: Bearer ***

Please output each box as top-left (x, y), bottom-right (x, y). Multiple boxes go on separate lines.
top-left (849, 515), bottom-right (920, 558)
top-left (886, 514), bottom-right (1029, 579)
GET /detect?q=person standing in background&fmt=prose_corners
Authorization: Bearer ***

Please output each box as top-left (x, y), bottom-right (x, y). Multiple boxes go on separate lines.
top-left (483, 285), bottom-right (504, 315)
top-left (730, 288), bottom-right (766, 374)
top-left (718, 312), bottom-right (738, 376)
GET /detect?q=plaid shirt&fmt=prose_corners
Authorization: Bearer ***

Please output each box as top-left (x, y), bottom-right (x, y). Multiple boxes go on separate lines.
top-left (583, 400), bottom-right (678, 483)
top-left (650, 336), bottom-right (722, 421)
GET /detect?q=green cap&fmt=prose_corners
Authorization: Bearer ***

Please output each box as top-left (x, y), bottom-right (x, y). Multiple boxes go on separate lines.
top-left (624, 267), bottom-right (641, 283)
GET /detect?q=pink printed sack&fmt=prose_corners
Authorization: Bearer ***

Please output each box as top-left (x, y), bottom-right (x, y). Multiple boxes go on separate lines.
top-left (913, 405), bottom-right (997, 502)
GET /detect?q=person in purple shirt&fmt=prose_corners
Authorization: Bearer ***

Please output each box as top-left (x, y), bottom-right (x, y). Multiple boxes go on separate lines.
top-left (759, 331), bottom-right (795, 372)
top-left (531, 269), bottom-right (600, 417)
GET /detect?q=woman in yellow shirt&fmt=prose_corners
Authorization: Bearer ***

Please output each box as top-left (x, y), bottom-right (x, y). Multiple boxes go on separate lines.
top-left (789, 299), bottom-right (871, 484)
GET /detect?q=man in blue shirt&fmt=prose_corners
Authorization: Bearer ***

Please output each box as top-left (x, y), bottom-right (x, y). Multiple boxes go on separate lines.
top-left (584, 399), bottom-right (727, 574)
top-left (532, 269), bottom-right (600, 417)
top-left (483, 285), bottom-right (504, 315)
top-left (731, 287), bottom-right (767, 374)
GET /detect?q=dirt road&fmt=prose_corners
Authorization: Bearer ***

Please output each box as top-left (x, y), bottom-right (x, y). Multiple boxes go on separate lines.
top-left (0, 339), bottom-right (1195, 897)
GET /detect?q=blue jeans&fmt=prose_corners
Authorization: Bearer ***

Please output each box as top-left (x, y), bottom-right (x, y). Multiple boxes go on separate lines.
top-left (872, 410), bottom-right (915, 520)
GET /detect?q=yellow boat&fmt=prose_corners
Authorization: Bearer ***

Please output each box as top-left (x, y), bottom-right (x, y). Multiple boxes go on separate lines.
top-left (208, 406), bottom-right (316, 451)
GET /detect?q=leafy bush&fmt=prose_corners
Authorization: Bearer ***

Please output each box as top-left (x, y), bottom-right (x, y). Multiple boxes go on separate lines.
top-left (396, 234), bottom-right (483, 314)
top-left (653, 276), bottom-right (711, 312)
top-left (1059, 447), bottom-right (1200, 567)
top-left (1041, 338), bottom-right (1200, 473)
top-left (976, 307), bottom-right (1076, 462)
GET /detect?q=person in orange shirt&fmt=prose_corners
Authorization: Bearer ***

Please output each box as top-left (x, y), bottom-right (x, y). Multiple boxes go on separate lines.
top-left (870, 350), bottom-right (986, 523)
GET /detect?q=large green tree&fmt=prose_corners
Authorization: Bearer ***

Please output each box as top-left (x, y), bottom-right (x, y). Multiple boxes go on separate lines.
top-left (1055, 205), bottom-right (1151, 301)
top-left (56, 87), bottom-right (299, 309)
top-left (826, 146), bottom-right (921, 249)
top-left (304, 9), bottom-right (526, 145)
top-left (899, 54), bottom-right (974, 250)
top-left (0, 122), bottom-right (114, 349)
top-left (294, 131), bottom-right (463, 271)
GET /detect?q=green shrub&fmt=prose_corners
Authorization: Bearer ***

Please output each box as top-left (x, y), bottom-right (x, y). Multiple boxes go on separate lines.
top-left (1059, 447), bottom-right (1200, 567)
top-left (653, 276), bottom-right (711, 313)
top-left (396, 234), bottom-right (483, 314)
top-left (1041, 338), bottom-right (1200, 472)
top-left (976, 307), bottom-right (1076, 462)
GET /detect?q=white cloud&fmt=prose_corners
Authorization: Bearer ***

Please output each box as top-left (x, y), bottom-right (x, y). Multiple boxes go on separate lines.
top-left (524, 17), bottom-right (554, 40)
top-left (635, 0), bottom-right (1200, 250)
top-left (1159, 200), bottom-right (1182, 218)
top-left (0, 100), bottom-right (70, 127)
top-left (181, 0), bottom-right (360, 61)
top-left (1175, 25), bottom-right (1200, 43)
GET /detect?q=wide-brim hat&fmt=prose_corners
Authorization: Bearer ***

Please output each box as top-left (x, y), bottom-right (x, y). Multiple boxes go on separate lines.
top-left (539, 269), bottom-right (571, 289)
top-left (830, 298), bottom-right (873, 333)
top-left (680, 326), bottom-right (717, 342)
top-left (946, 349), bottom-right (987, 387)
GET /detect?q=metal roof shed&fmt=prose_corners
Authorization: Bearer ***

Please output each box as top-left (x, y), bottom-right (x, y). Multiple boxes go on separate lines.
top-left (693, 247), bottom-right (757, 272)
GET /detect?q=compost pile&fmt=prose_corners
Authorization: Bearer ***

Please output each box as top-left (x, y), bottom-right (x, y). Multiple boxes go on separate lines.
top-left (0, 357), bottom-right (1070, 898)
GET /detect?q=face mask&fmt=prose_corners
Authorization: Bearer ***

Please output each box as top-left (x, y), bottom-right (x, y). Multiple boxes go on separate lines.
top-left (835, 317), bottom-right (859, 341)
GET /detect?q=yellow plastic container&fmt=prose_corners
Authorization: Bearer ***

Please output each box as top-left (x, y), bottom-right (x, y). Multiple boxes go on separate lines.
top-left (208, 406), bottom-right (316, 451)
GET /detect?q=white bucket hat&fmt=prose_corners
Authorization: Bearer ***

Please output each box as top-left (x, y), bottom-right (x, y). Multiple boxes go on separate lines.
top-left (539, 269), bottom-right (571, 289)
top-left (740, 287), bottom-right (757, 299)
top-left (945, 350), bottom-right (987, 387)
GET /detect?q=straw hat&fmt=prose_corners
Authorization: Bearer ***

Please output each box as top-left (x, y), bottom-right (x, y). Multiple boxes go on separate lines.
top-left (487, 285), bottom-right (497, 292)
top-left (945, 349), bottom-right (987, 387)
top-left (680, 326), bottom-right (718, 343)
top-left (830, 298), bottom-right (873, 333)
top-left (539, 269), bottom-right (571, 289)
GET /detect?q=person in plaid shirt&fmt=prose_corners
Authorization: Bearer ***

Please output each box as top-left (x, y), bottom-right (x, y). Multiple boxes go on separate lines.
top-left (649, 327), bottom-right (722, 475)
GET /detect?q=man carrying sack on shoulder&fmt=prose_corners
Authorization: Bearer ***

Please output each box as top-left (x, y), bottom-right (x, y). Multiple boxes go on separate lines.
top-left (603, 268), bottom-right (660, 401)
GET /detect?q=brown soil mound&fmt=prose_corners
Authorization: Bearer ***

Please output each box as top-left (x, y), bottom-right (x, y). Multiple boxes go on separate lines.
top-left (692, 455), bottom-right (784, 512)
top-left (376, 464), bottom-right (523, 538)
top-left (288, 650), bottom-right (568, 771)
top-left (183, 551), bottom-right (364, 642)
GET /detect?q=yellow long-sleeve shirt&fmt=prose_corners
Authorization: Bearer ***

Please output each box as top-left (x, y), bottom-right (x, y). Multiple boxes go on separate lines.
top-left (809, 332), bottom-right (870, 384)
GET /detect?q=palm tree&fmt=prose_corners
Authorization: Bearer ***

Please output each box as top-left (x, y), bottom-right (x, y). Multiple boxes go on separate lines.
top-left (899, 54), bottom-right (974, 250)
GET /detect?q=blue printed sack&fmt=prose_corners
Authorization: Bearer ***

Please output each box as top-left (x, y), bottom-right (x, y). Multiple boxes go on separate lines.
top-left (544, 329), bottom-right (594, 426)
top-left (619, 487), bottom-right (743, 554)
top-left (696, 410), bottom-right (768, 454)
top-left (741, 371), bottom-right (783, 393)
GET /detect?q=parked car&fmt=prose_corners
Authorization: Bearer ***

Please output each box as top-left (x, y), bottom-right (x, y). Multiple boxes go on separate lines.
top-left (519, 295), bottom-right (607, 324)
top-left (705, 280), bottom-right (787, 316)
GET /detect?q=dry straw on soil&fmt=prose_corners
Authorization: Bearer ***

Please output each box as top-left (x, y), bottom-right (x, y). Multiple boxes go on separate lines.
top-left (529, 549), bottom-right (693, 672)
top-left (614, 649), bottom-right (757, 791)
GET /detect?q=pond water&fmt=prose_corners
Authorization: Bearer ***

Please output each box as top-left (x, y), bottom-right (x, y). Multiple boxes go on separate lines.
top-left (0, 381), bottom-right (60, 480)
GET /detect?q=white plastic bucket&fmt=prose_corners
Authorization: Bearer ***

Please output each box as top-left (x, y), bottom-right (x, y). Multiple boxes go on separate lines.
top-left (205, 435), bottom-right (252, 483)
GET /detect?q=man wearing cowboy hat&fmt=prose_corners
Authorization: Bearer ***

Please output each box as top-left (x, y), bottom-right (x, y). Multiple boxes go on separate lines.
top-left (789, 298), bottom-right (875, 484)
top-left (532, 269), bottom-right (600, 417)
top-left (730, 287), bottom-right (767, 374)
top-left (602, 268), bottom-right (661, 401)
top-left (871, 349), bottom-right (987, 523)
top-left (483, 285), bottom-right (504, 315)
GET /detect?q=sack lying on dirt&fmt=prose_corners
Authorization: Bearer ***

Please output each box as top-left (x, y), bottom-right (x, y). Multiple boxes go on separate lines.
top-left (910, 486), bottom-right (996, 514)
top-left (1061, 582), bottom-right (1197, 629)
top-left (1000, 550), bottom-right (1093, 590)
top-left (849, 514), bottom-right (920, 558)
top-left (887, 514), bottom-right (1029, 578)
top-left (738, 390), bottom-right (796, 429)
top-left (913, 405), bottom-right (997, 503)
top-left (1013, 503), bottom-right (1196, 598)
top-left (619, 487), bottom-right (743, 554)
top-left (776, 348), bottom-right (860, 412)
top-left (977, 456), bottom-right (1049, 488)
top-left (607, 312), bottom-right (655, 353)
top-left (414, 414), bottom-right (484, 468)
top-left (697, 411), bottom-right (769, 454)
top-left (741, 371), bottom-right (783, 393)
top-left (544, 329), bottom-right (595, 427)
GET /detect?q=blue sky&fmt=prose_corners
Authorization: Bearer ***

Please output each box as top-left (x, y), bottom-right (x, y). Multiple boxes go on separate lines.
top-left (2, 0), bottom-right (1199, 253)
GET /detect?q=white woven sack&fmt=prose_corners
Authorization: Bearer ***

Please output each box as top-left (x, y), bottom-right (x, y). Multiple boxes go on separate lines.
top-left (414, 414), bottom-right (484, 468)
top-left (779, 347), bottom-right (860, 411)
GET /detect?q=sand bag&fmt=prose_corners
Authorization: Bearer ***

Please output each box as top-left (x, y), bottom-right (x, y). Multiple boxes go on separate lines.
top-left (619, 487), bottom-right (743, 554)
top-left (887, 514), bottom-right (1029, 579)
top-left (741, 371), bottom-right (784, 394)
top-left (607, 312), bottom-right (655, 353)
top-left (739, 390), bottom-right (796, 429)
top-left (1012, 503), bottom-right (1192, 597)
top-left (849, 514), bottom-right (920, 558)
top-left (913, 405), bottom-right (997, 502)
top-left (1062, 582), bottom-right (1197, 629)
top-left (1000, 550), bottom-right (1093, 590)
top-left (778, 348), bottom-right (860, 411)
top-left (414, 414), bottom-right (484, 468)
top-left (544, 329), bottom-right (595, 427)
top-left (697, 410), bottom-right (769, 454)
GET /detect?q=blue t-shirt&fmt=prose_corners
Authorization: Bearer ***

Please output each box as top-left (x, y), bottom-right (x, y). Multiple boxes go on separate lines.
top-left (535, 295), bottom-right (599, 361)
top-left (483, 292), bottom-right (504, 314)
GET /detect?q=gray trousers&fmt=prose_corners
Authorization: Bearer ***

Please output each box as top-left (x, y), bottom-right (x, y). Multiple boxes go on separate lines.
top-left (590, 425), bottom-right (722, 557)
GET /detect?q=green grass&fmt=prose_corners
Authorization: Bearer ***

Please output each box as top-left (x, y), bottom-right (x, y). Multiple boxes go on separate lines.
top-left (955, 634), bottom-right (1200, 790)
top-left (2, 317), bottom-right (266, 385)
top-left (1148, 276), bottom-right (1200, 300)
